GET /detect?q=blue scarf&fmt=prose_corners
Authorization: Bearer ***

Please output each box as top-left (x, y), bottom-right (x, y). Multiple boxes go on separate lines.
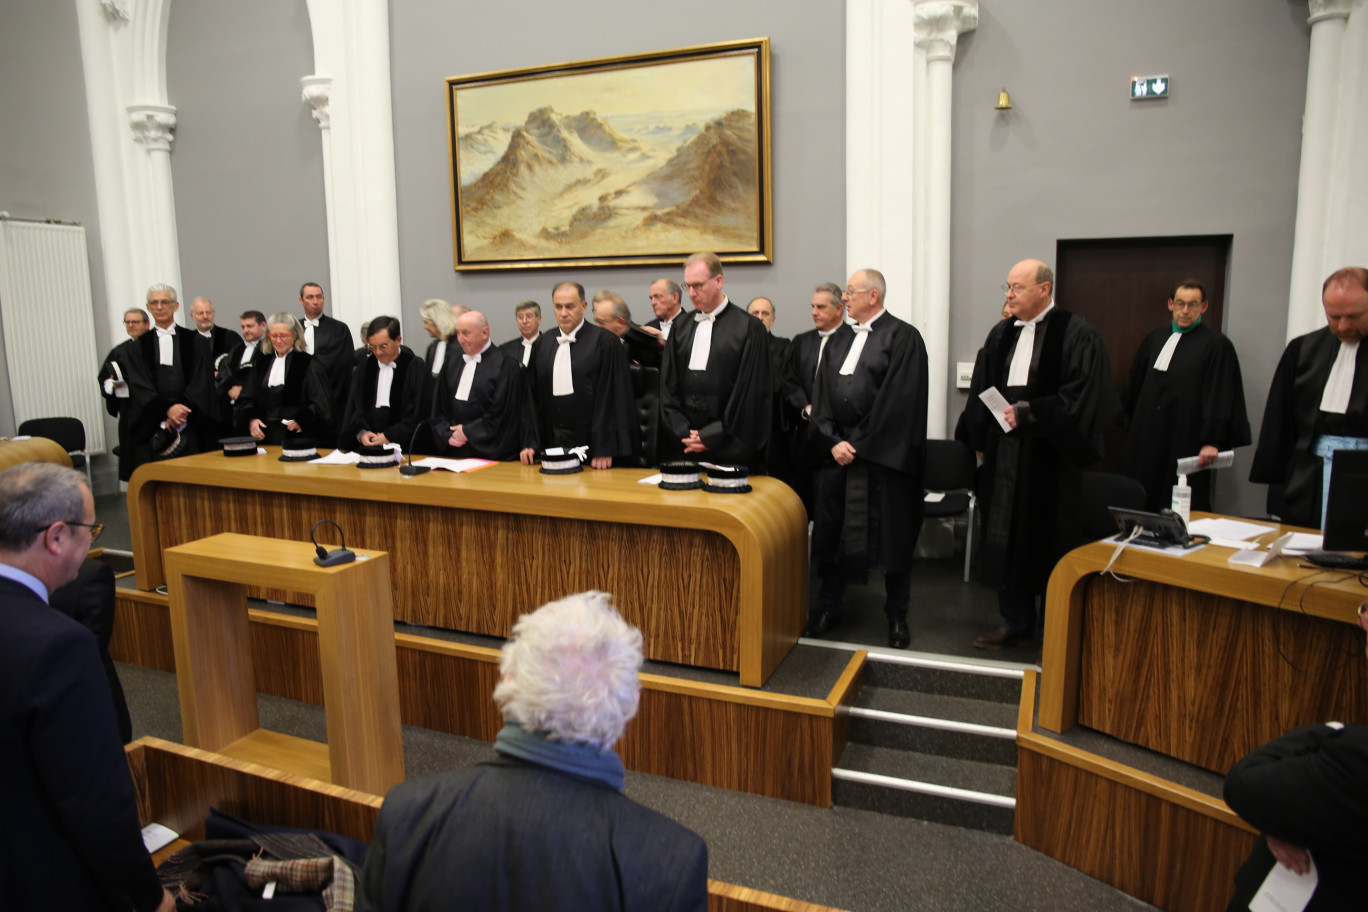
top-left (494, 721), bottom-right (625, 791)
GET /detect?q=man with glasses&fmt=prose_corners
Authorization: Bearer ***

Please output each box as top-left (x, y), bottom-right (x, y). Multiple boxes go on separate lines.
top-left (957, 259), bottom-right (1113, 650)
top-left (341, 316), bottom-right (426, 451)
top-left (0, 462), bottom-right (175, 912)
top-left (1118, 279), bottom-right (1250, 512)
top-left (128, 282), bottom-right (214, 467)
top-left (806, 270), bottom-right (928, 649)
top-left (660, 251), bottom-right (772, 469)
top-left (98, 307), bottom-right (151, 483)
top-left (1250, 267), bottom-right (1368, 529)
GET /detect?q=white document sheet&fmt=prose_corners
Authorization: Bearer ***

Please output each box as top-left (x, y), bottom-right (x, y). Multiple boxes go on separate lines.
top-left (638, 473), bottom-right (664, 485)
top-left (977, 387), bottom-right (1013, 433)
top-left (141, 822), bottom-right (179, 853)
top-left (924, 492), bottom-right (946, 503)
top-left (1249, 855), bottom-right (1317, 912)
top-left (1229, 531), bottom-right (1295, 568)
top-left (1185, 518), bottom-right (1277, 542)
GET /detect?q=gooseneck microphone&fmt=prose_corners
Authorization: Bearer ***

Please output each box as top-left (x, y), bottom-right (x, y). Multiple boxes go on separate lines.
top-left (310, 518), bottom-right (355, 566)
top-left (400, 421), bottom-right (431, 476)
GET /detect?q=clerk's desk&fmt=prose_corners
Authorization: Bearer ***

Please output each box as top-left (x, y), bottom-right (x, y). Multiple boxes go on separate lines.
top-left (1039, 513), bottom-right (1368, 775)
top-left (128, 450), bottom-right (807, 687)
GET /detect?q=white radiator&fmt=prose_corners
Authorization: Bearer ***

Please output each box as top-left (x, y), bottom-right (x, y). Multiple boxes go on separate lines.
top-left (0, 220), bottom-right (107, 454)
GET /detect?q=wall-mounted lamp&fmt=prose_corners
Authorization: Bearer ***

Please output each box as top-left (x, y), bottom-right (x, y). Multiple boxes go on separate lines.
top-left (995, 89), bottom-right (1013, 111)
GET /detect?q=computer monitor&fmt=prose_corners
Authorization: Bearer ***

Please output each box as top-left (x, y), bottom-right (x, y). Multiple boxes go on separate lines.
top-left (1323, 449), bottom-right (1368, 552)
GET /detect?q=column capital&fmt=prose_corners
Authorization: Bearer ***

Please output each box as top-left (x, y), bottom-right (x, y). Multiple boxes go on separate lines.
top-left (1308, 0), bottom-right (1353, 25)
top-left (301, 75), bottom-right (333, 129)
top-left (127, 103), bottom-right (177, 151)
top-left (913, 0), bottom-right (979, 62)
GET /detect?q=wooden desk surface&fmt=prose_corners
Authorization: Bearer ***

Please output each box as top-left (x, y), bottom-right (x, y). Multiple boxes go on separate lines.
top-left (1040, 513), bottom-right (1368, 762)
top-left (130, 450), bottom-right (808, 686)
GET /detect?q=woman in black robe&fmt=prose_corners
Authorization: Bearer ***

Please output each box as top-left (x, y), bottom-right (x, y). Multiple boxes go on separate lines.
top-left (236, 312), bottom-right (331, 446)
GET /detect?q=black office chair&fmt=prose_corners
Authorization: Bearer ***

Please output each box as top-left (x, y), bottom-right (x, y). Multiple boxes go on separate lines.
top-left (1078, 471), bottom-right (1147, 542)
top-left (19, 417), bottom-right (90, 486)
top-left (922, 439), bottom-right (977, 581)
top-left (628, 364), bottom-right (660, 468)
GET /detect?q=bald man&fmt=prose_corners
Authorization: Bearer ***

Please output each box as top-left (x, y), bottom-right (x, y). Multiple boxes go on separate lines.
top-left (957, 258), bottom-right (1113, 650)
top-left (433, 310), bottom-right (525, 460)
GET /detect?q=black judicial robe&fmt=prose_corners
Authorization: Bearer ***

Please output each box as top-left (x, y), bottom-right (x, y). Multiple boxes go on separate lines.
top-left (305, 313), bottom-right (353, 444)
top-left (236, 351), bottom-right (332, 446)
top-left (198, 327), bottom-right (243, 439)
top-left (659, 299), bottom-right (773, 469)
top-left (431, 344), bottom-right (524, 461)
top-left (340, 347), bottom-right (426, 450)
top-left (809, 315), bottom-right (928, 573)
top-left (126, 325), bottom-right (215, 466)
top-left (197, 324), bottom-right (242, 359)
top-left (216, 340), bottom-right (266, 397)
top-left (956, 308), bottom-right (1113, 593)
top-left (497, 335), bottom-right (537, 369)
top-left (523, 321), bottom-right (640, 461)
top-left (1118, 322), bottom-right (1251, 512)
top-left (97, 338), bottom-right (155, 482)
top-left (620, 325), bottom-right (664, 369)
top-left (777, 329), bottom-right (829, 516)
top-left (1249, 327), bottom-right (1368, 527)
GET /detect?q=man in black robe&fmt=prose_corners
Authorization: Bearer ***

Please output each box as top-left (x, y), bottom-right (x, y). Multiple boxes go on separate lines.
top-left (520, 282), bottom-right (640, 469)
top-left (805, 270), bottom-right (927, 649)
top-left (660, 252), bottom-right (772, 470)
top-left (958, 259), bottom-right (1113, 649)
top-left (1250, 267), bottom-right (1368, 529)
top-left (97, 308), bottom-right (149, 483)
top-left (433, 311), bottom-right (524, 461)
top-left (646, 278), bottom-right (684, 340)
top-left (592, 291), bottom-right (664, 369)
top-left (217, 310), bottom-right (268, 407)
top-left (1118, 279), bottom-right (1251, 512)
top-left (497, 300), bottom-right (542, 368)
top-left (124, 284), bottom-right (215, 471)
top-left (298, 282), bottom-right (353, 446)
top-left (781, 283), bottom-right (847, 518)
top-left (189, 297), bottom-right (242, 442)
top-left (340, 316), bottom-right (427, 452)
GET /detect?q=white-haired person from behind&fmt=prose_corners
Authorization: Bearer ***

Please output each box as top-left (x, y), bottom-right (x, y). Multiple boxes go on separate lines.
top-left (358, 592), bottom-right (708, 912)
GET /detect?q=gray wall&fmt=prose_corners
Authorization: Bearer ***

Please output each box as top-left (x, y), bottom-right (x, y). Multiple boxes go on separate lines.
top-left (388, 0), bottom-right (847, 344)
top-left (948, 1), bottom-right (1310, 515)
top-left (0, 0), bottom-right (108, 439)
top-left (167, 1), bottom-right (328, 322)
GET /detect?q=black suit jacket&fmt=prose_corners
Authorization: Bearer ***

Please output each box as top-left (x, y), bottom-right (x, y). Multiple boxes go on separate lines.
top-left (0, 576), bottom-right (163, 912)
top-left (1224, 723), bottom-right (1368, 911)
top-left (305, 313), bottom-right (354, 441)
top-left (359, 753), bottom-right (707, 912)
top-left (49, 559), bottom-right (132, 744)
top-left (497, 334), bottom-right (537, 368)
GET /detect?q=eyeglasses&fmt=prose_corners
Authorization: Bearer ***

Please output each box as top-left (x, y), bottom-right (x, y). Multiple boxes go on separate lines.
top-left (366, 341), bottom-right (397, 352)
top-left (683, 280), bottom-right (714, 292)
top-left (1171, 300), bottom-right (1205, 311)
top-left (268, 332), bottom-right (295, 341)
top-left (1001, 283), bottom-right (1040, 296)
top-left (845, 287), bottom-right (872, 297)
top-left (37, 520), bottom-right (103, 542)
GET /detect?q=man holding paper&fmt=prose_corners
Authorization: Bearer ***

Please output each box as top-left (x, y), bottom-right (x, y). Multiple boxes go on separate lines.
top-left (1118, 279), bottom-right (1251, 512)
top-left (1221, 599), bottom-right (1368, 910)
top-left (957, 258), bottom-right (1113, 649)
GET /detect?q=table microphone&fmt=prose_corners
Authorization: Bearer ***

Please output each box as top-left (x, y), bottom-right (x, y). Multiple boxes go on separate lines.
top-left (400, 422), bottom-right (431, 476)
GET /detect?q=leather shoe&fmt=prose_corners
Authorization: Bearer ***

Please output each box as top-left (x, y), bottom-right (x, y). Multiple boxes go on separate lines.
top-left (888, 618), bottom-right (910, 649)
top-left (803, 610), bottom-right (840, 638)
top-left (973, 625), bottom-right (1029, 650)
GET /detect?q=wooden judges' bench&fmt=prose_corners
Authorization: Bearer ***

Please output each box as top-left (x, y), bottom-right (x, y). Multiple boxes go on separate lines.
top-left (129, 450), bottom-right (807, 687)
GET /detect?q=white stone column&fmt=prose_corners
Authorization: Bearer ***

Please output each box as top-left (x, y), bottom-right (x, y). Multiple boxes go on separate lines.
top-left (913, 1), bottom-right (977, 438)
top-left (1286, 0), bottom-right (1355, 341)
top-left (303, 0), bottom-right (403, 336)
top-left (75, 0), bottom-right (182, 341)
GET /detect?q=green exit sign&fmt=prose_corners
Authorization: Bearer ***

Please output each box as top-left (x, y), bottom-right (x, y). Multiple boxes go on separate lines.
top-left (1131, 75), bottom-right (1170, 100)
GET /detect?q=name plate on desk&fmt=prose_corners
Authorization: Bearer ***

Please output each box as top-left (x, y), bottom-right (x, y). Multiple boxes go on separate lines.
top-left (1228, 531), bottom-right (1294, 568)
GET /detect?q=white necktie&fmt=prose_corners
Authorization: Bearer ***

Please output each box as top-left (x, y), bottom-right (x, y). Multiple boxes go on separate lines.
top-left (814, 329), bottom-right (836, 378)
top-left (156, 328), bottom-right (174, 366)
top-left (1007, 321), bottom-right (1036, 386)
top-left (521, 337), bottom-right (533, 366)
top-left (1320, 340), bottom-right (1359, 414)
top-left (431, 340), bottom-right (447, 376)
top-left (304, 318), bottom-right (319, 354)
top-left (375, 360), bottom-right (395, 408)
top-left (660, 318), bottom-right (674, 340)
top-left (839, 324), bottom-right (873, 376)
top-left (455, 353), bottom-right (480, 401)
top-left (239, 344), bottom-right (254, 366)
top-left (1153, 332), bottom-right (1182, 372)
top-left (268, 353), bottom-right (287, 387)
top-left (553, 334), bottom-right (575, 396)
top-left (689, 311), bottom-right (715, 370)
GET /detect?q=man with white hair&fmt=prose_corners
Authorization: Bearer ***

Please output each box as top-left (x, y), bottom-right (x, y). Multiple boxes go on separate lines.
top-left (360, 591), bottom-right (708, 911)
top-left (431, 310), bottom-right (525, 460)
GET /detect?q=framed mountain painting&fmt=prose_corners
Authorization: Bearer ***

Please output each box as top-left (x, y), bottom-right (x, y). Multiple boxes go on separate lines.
top-left (445, 38), bottom-right (772, 271)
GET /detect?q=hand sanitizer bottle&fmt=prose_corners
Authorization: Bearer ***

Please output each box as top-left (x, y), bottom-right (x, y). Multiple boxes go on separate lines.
top-left (1170, 473), bottom-right (1191, 526)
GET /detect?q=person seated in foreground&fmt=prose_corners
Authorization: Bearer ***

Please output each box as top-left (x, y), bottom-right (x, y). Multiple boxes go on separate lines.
top-left (359, 591), bottom-right (708, 912)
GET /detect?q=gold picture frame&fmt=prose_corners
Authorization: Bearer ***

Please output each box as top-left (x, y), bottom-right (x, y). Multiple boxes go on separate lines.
top-left (446, 37), bottom-right (772, 272)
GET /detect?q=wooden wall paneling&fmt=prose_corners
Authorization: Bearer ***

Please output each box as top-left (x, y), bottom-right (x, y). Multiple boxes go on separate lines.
top-left (1078, 576), bottom-right (1368, 773)
top-left (825, 651), bottom-right (865, 770)
top-left (1015, 743), bottom-right (1256, 912)
top-left (111, 590), bottom-right (177, 671)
